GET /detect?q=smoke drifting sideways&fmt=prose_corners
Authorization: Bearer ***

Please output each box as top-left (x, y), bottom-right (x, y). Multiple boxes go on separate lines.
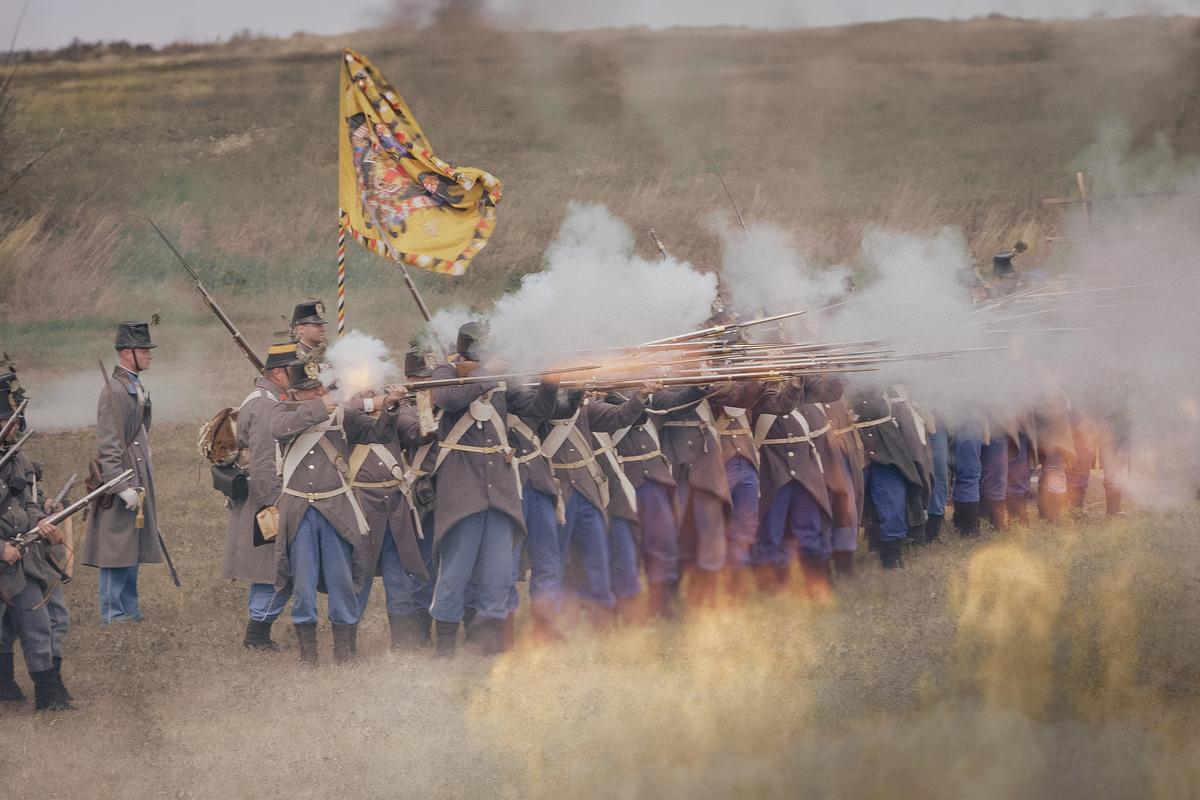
top-left (437, 202), bottom-right (719, 372)
top-left (714, 186), bottom-right (1200, 507)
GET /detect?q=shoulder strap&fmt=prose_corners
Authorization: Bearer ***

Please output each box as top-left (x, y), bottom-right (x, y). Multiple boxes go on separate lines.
top-left (239, 389), bottom-right (264, 410)
top-left (753, 414), bottom-right (778, 447)
top-left (539, 407), bottom-right (582, 460)
top-left (433, 411), bottom-right (478, 472)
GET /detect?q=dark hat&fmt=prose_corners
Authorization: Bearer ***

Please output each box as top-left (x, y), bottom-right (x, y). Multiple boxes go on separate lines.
top-left (263, 342), bottom-right (303, 371)
top-left (285, 360), bottom-right (323, 392)
top-left (404, 348), bottom-right (432, 379)
top-left (291, 302), bottom-right (328, 327)
top-left (115, 321), bottom-right (156, 350)
top-left (456, 321), bottom-right (486, 360)
top-left (0, 369), bottom-right (26, 420)
top-left (992, 252), bottom-right (1017, 276)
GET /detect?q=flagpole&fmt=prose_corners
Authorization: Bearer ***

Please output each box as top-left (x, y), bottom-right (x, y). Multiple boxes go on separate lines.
top-left (363, 202), bottom-right (444, 357)
top-left (336, 207), bottom-right (348, 338)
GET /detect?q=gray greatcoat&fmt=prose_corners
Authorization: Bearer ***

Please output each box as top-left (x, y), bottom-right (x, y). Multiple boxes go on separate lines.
top-left (269, 399), bottom-right (401, 594)
top-left (81, 367), bottom-right (162, 569)
top-left (429, 368), bottom-right (557, 549)
top-left (222, 376), bottom-right (286, 584)
top-left (660, 383), bottom-right (762, 506)
top-left (350, 407), bottom-right (430, 582)
top-left (0, 451), bottom-right (59, 605)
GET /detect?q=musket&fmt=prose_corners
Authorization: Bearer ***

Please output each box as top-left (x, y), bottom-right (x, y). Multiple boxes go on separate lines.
top-left (51, 473), bottom-right (77, 508)
top-left (10, 469), bottom-right (133, 556)
top-left (97, 358), bottom-right (181, 587)
top-left (0, 398), bottom-right (28, 445)
top-left (641, 308), bottom-right (809, 347)
top-left (148, 219), bottom-right (265, 372)
top-left (0, 429), bottom-right (34, 473)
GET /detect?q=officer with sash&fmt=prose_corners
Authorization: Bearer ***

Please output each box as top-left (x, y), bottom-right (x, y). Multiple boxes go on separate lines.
top-left (80, 322), bottom-right (165, 625)
top-left (221, 343), bottom-right (299, 650)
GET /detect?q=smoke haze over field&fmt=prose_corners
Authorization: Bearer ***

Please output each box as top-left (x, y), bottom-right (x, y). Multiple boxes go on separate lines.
top-left (5, 1), bottom-right (1200, 50)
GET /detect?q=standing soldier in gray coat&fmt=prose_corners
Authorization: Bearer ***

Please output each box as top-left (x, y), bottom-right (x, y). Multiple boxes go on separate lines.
top-left (81, 322), bottom-right (166, 625)
top-left (221, 343), bottom-right (299, 651)
top-left (290, 302), bottom-right (328, 360)
top-left (0, 372), bottom-right (71, 710)
top-left (269, 363), bottom-right (407, 665)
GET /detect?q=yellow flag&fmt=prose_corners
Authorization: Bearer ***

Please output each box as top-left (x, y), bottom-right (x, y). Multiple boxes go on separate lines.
top-left (338, 49), bottom-right (502, 277)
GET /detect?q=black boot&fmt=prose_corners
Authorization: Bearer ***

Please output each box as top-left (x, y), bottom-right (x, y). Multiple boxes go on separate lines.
top-left (832, 550), bottom-right (855, 579)
top-left (331, 624), bottom-right (357, 664)
top-left (1006, 496), bottom-right (1029, 525)
top-left (908, 523), bottom-right (928, 546)
top-left (880, 539), bottom-right (904, 570)
top-left (954, 501), bottom-right (981, 537)
top-left (293, 622), bottom-right (319, 666)
top-left (243, 620), bottom-right (279, 651)
top-left (32, 667), bottom-right (73, 711)
top-left (799, 554), bottom-right (833, 598)
top-left (388, 614), bottom-right (425, 651)
top-left (53, 656), bottom-right (73, 702)
top-left (0, 652), bottom-right (26, 702)
top-left (1105, 487), bottom-right (1123, 516)
top-left (924, 514), bottom-right (944, 543)
top-left (434, 620), bottom-right (458, 658)
top-left (474, 617), bottom-right (508, 656)
top-left (418, 610), bottom-right (433, 644)
top-left (983, 499), bottom-right (1009, 532)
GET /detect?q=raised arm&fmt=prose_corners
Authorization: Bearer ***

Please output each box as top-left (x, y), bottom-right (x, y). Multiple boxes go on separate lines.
top-left (430, 363), bottom-right (496, 413)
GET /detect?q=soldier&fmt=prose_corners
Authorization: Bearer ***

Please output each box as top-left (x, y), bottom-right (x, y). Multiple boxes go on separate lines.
top-left (854, 388), bottom-right (929, 569)
top-left (542, 385), bottom-right (650, 624)
top-left (81, 322), bottom-right (166, 625)
top-left (1034, 388), bottom-right (1075, 522)
top-left (269, 362), bottom-right (407, 665)
top-left (710, 380), bottom-right (767, 597)
top-left (221, 343), bottom-right (298, 651)
top-left (427, 323), bottom-right (557, 656)
top-left (351, 379), bottom-right (434, 652)
top-left (752, 377), bottom-right (849, 596)
top-left (290, 301), bottom-right (328, 359)
top-left (991, 241), bottom-right (1028, 296)
top-left (660, 380), bottom-right (763, 607)
top-left (1066, 391), bottom-right (1131, 516)
top-left (883, 385), bottom-right (933, 542)
top-left (0, 373), bottom-right (71, 710)
top-left (924, 410), bottom-right (949, 543)
top-left (826, 395), bottom-right (868, 575)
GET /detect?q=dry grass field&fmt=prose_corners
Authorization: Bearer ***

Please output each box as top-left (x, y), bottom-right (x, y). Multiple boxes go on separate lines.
top-left (3, 14), bottom-right (1200, 799)
top-left (0, 423), bottom-right (1198, 799)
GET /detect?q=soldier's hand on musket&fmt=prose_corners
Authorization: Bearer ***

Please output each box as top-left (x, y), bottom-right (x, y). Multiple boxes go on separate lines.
top-left (788, 376), bottom-right (805, 389)
top-left (320, 392), bottom-right (339, 414)
top-left (382, 384), bottom-right (408, 409)
top-left (43, 498), bottom-right (64, 515)
top-left (638, 380), bottom-right (665, 399)
top-left (36, 518), bottom-right (63, 546)
top-left (1, 541), bottom-right (21, 564)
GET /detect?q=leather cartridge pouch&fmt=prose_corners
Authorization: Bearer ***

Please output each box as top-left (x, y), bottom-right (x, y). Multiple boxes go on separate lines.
top-left (253, 505), bottom-right (280, 547)
top-left (210, 463), bottom-right (248, 503)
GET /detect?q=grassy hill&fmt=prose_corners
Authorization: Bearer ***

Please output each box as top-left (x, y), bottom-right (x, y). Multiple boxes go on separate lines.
top-left (1, 15), bottom-right (1199, 374)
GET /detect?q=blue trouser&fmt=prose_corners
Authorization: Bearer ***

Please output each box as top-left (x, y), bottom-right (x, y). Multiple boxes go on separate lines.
top-left (725, 456), bottom-right (760, 567)
top-left (358, 529), bottom-right (433, 617)
top-left (431, 509), bottom-right (515, 623)
top-left (953, 420), bottom-right (984, 503)
top-left (981, 437), bottom-right (1010, 503)
top-left (609, 518), bottom-right (642, 600)
top-left (637, 481), bottom-right (679, 584)
top-left (754, 480), bottom-right (828, 565)
top-left (3, 581), bottom-right (53, 672)
top-left (928, 426), bottom-right (949, 517)
top-left (523, 486), bottom-right (563, 605)
top-left (867, 463), bottom-right (908, 543)
top-left (289, 506), bottom-right (359, 626)
top-left (99, 564), bottom-right (141, 625)
top-left (559, 492), bottom-right (615, 609)
top-left (1007, 432), bottom-right (1032, 498)
top-left (832, 447), bottom-right (860, 553)
top-left (248, 582), bottom-right (291, 623)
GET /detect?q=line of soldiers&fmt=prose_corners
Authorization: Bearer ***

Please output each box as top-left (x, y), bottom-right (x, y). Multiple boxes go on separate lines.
top-left (209, 301), bottom-right (1129, 665)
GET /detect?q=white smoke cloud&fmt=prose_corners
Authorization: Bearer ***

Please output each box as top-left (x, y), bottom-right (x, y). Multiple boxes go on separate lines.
top-left (323, 329), bottom-right (399, 400)
top-left (479, 202), bottom-right (718, 371)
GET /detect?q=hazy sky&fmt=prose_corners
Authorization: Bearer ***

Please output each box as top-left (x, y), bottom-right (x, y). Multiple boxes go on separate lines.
top-left (3, 0), bottom-right (1199, 51)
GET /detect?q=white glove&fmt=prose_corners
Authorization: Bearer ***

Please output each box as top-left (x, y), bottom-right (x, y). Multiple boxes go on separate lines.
top-left (118, 488), bottom-right (140, 511)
